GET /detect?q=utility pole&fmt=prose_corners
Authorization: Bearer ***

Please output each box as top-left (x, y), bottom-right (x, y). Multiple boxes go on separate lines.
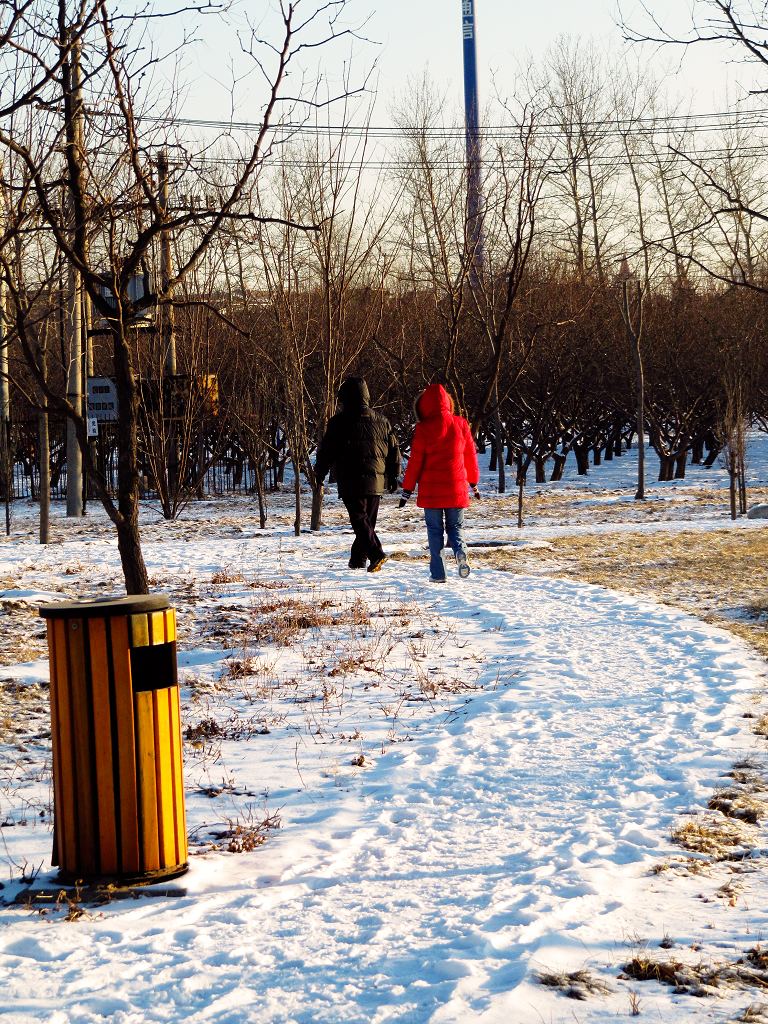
top-left (158, 148), bottom-right (176, 376)
top-left (82, 202), bottom-right (94, 515)
top-left (0, 274), bottom-right (10, 535)
top-left (158, 148), bottom-right (179, 499)
top-left (461, 0), bottom-right (484, 286)
top-left (38, 336), bottom-right (50, 545)
top-left (64, 33), bottom-right (84, 518)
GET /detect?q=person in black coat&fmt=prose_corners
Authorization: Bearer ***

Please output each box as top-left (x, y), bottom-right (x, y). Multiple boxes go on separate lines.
top-left (315, 377), bottom-right (401, 572)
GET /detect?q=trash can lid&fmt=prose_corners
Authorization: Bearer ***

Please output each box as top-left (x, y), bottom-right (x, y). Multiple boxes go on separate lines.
top-left (39, 594), bottom-right (171, 619)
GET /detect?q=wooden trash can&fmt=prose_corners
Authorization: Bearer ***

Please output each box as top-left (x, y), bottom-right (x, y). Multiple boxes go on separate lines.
top-left (39, 594), bottom-right (188, 884)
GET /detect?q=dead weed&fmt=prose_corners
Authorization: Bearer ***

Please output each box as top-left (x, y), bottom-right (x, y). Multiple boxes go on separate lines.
top-left (623, 951), bottom-right (768, 997)
top-left (535, 968), bottom-right (612, 1000)
top-left (671, 816), bottom-right (755, 860)
top-left (708, 789), bottom-right (768, 825)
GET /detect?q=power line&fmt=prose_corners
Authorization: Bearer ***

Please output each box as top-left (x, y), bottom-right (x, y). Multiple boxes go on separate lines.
top-left (180, 144), bottom-right (768, 172)
top-left (132, 107), bottom-right (768, 136)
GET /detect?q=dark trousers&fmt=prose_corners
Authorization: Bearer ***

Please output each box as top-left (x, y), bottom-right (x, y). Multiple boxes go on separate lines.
top-left (342, 495), bottom-right (383, 566)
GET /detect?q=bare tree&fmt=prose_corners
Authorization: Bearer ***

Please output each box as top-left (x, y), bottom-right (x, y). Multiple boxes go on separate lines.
top-left (622, 1), bottom-right (768, 87)
top-left (0, 0), bottom-right (372, 592)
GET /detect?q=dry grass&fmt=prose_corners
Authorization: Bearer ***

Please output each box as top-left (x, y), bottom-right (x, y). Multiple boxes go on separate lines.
top-left (210, 569), bottom-right (245, 585)
top-left (184, 710), bottom-right (272, 746)
top-left (671, 816), bottom-right (754, 859)
top-left (708, 789), bottom-right (768, 825)
top-left (0, 682), bottom-right (49, 745)
top-left (623, 952), bottom-right (768, 998)
top-left (534, 968), bottom-right (612, 1000)
top-left (523, 484), bottom-right (768, 525)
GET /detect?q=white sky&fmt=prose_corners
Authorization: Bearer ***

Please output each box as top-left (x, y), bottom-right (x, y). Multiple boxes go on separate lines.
top-left (168, 0), bottom-right (761, 126)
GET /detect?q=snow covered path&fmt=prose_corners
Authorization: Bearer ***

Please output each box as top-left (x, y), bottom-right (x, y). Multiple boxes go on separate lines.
top-left (2, 531), bottom-right (766, 1024)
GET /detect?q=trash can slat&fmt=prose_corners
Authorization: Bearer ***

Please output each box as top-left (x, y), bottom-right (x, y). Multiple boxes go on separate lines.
top-left (69, 620), bottom-right (99, 875)
top-left (111, 615), bottom-right (141, 876)
top-left (130, 613), bottom-right (150, 648)
top-left (153, 687), bottom-right (177, 865)
top-left (48, 619), bottom-right (70, 867)
top-left (88, 618), bottom-right (119, 875)
top-left (135, 687), bottom-right (160, 870)
top-left (169, 684), bottom-right (186, 864)
top-left (150, 610), bottom-right (166, 645)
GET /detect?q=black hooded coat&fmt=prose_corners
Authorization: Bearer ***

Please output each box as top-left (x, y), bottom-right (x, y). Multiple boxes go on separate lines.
top-left (314, 378), bottom-right (401, 499)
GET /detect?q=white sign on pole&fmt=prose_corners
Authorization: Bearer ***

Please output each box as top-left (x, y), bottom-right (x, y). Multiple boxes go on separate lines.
top-left (87, 376), bottom-right (118, 421)
top-left (87, 416), bottom-right (99, 439)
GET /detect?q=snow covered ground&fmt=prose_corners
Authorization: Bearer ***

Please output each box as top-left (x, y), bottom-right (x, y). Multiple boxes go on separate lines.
top-left (1, 440), bottom-right (768, 1023)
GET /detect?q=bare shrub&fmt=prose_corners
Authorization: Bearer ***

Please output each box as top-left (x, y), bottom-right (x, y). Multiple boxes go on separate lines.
top-left (535, 968), bottom-right (612, 1000)
top-left (193, 806), bottom-right (282, 854)
top-left (708, 789), bottom-right (766, 825)
top-left (671, 816), bottom-right (754, 860)
top-left (210, 569), bottom-right (246, 585)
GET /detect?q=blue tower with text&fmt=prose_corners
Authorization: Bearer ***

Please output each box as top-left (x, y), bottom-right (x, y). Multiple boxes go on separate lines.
top-left (462, 0), bottom-right (484, 284)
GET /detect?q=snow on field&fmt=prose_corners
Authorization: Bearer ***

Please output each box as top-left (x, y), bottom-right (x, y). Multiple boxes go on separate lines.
top-left (1, 440), bottom-right (768, 1023)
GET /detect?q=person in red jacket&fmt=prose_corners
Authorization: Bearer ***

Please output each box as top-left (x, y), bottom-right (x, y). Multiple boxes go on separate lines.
top-left (400, 383), bottom-right (480, 582)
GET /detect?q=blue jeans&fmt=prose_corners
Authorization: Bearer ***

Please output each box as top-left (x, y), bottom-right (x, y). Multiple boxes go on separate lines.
top-left (424, 508), bottom-right (467, 580)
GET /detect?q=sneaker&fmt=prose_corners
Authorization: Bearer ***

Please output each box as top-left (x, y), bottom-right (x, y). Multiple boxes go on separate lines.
top-left (368, 553), bottom-right (388, 573)
top-left (348, 559), bottom-right (366, 569)
top-left (456, 553), bottom-right (471, 579)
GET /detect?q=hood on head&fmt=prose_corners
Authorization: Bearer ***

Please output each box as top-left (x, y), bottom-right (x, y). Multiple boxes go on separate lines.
top-left (416, 383), bottom-right (454, 421)
top-left (338, 377), bottom-right (370, 412)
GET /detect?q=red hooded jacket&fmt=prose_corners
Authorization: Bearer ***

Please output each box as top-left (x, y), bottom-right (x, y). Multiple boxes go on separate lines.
top-left (402, 384), bottom-right (480, 509)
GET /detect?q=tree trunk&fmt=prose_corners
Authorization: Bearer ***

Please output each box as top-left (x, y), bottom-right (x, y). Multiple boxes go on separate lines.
top-left (535, 456), bottom-right (547, 484)
top-left (112, 328), bottom-right (150, 594)
top-left (310, 482), bottom-right (323, 531)
top-left (1, 420), bottom-right (10, 536)
top-left (116, 516), bottom-right (149, 595)
top-left (254, 457), bottom-right (267, 529)
top-left (674, 451), bottom-right (687, 479)
top-left (574, 444), bottom-right (590, 476)
top-left (703, 432), bottom-right (721, 467)
top-left (292, 457), bottom-right (301, 537)
top-left (517, 475), bottom-right (525, 529)
top-left (592, 446), bottom-right (602, 467)
top-left (703, 447), bottom-right (721, 468)
top-left (658, 455), bottom-right (674, 482)
top-left (38, 406), bottom-right (50, 545)
top-left (195, 432), bottom-right (205, 501)
top-left (550, 453), bottom-right (567, 482)
top-left (495, 411), bottom-right (506, 494)
top-left (729, 450), bottom-right (737, 521)
top-left (691, 437), bottom-right (704, 464)
top-left (488, 439), bottom-right (498, 473)
top-left (738, 447), bottom-right (748, 516)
